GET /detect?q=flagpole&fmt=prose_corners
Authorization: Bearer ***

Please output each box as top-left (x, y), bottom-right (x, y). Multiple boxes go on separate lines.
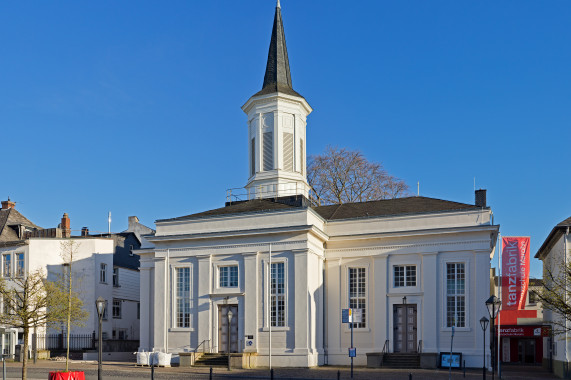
top-left (269, 242), bottom-right (272, 370)
top-left (497, 234), bottom-right (502, 377)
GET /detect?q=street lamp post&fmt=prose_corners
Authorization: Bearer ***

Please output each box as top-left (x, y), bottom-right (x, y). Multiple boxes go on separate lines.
top-left (480, 316), bottom-right (489, 380)
top-left (227, 309), bottom-right (233, 371)
top-left (95, 297), bottom-right (106, 380)
top-left (485, 296), bottom-right (501, 380)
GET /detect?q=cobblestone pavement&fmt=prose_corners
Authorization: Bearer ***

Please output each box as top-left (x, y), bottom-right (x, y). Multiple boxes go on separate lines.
top-left (3, 361), bottom-right (558, 380)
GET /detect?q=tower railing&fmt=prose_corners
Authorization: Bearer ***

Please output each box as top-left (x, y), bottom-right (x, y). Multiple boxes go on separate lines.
top-left (226, 181), bottom-right (321, 206)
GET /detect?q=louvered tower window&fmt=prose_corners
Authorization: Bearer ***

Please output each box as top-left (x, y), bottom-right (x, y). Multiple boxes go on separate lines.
top-left (300, 139), bottom-right (304, 175)
top-left (250, 137), bottom-right (255, 176)
top-left (263, 132), bottom-right (273, 171)
top-left (283, 132), bottom-right (294, 172)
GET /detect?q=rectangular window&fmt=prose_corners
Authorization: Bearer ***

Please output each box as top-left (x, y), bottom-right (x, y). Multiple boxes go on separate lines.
top-left (100, 263), bottom-right (107, 283)
top-left (112, 299), bottom-right (121, 319)
top-left (283, 132), bottom-right (294, 171)
top-left (15, 253), bottom-right (24, 277)
top-left (270, 262), bottom-right (285, 327)
top-left (113, 267), bottom-right (119, 287)
top-left (2, 254), bottom-right (11, 277)
top-left (219, 265), bottom-right (238, 288)
top-left (2, 298), bottom-right (10, 315)
top-left (394, 265), bottom-right (416, 287)
top-left (300, 139), bottom-right (304, 175)
top-left (250, 137), bottom-right (256, 176)
top-left (263, 132), bottom-right (273, 171)
top-left (175, 267), bottom-right (191, 328)
top-left (446, 263), bottom-right (465, 327)
top-left (349, 267), bottom-right (367, 328)
top-left (528, 290), bottom-right (537, 305)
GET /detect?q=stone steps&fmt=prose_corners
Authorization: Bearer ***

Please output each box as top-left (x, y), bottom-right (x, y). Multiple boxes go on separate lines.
top-left (194, 353), bottom-right (229, 367)
top-left (383, 353), bottom-right (421, 369)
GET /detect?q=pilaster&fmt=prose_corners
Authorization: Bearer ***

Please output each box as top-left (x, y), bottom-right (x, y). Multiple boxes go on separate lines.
top-left (243, 252), bottom-right (259, 352)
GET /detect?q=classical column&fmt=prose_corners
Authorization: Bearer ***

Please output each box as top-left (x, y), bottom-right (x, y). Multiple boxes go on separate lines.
top-left (293, 249), bottom-right (309, 355)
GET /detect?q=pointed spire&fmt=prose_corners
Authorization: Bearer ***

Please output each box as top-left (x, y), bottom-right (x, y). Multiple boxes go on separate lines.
top-left (253, 2), bottom-right (303, 98)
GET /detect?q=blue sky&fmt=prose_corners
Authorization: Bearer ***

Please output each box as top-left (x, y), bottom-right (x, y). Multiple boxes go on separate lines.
top-left (1, 1), bottom-right (569, 278)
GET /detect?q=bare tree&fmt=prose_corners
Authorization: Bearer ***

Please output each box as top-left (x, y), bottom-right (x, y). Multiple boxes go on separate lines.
top-left (534, 260), bottom-right (571, 335)
top-left (58, 239), bottom-right (89, 372)
top-left (307, 146), bottom-right (409, 205)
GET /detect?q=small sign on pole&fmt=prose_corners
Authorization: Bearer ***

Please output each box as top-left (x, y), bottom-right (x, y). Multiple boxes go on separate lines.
top-left (348, 347), bottom-right (356, 357)
top-left (342, 308), bottom-right (351, 323)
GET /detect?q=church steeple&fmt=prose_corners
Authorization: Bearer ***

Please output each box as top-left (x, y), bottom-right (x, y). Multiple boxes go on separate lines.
top-left (254, 1), bottom-right (303, 98)
top-left (242, 2), bottom-right (312, 200)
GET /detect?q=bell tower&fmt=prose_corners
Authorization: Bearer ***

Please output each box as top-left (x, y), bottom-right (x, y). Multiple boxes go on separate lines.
top-left (242, 0), bottom-right (312, 200)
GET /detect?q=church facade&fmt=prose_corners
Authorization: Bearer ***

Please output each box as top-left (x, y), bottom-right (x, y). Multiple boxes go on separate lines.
top-left (138, 2), bottom-right (498, 368)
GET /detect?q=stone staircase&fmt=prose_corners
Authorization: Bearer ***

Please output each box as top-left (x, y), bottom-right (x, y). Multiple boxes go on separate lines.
top-left (193, 353), bottom-right (229, 367)
top-left (382, 353), bottom-right (421, 369)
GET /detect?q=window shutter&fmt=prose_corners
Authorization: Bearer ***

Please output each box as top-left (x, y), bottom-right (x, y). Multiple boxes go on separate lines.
top-left (300, 139), bottom-right (304, 175)
top-left (250, 137), bottom-right (255, 176)
top-left (263, 132), bottom-right (273, 171)
top-left (283, 132), bottom-right (294, 172)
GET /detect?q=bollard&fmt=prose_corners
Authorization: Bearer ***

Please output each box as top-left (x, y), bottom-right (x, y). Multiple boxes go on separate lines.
top-left (270, 368), bottom-right (274, 380)
top-left (150, 360), bottom-right (154, 380)
top-left (337, 370), bottom-right (340, 380)
top-left (409, 373), bottom-right (412, 380)
top-left (209, 367), bottom-right (213, 380)
top-left (463, 360), bottom-right (466, 377)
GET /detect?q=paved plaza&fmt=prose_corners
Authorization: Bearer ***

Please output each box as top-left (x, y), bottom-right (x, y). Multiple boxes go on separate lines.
top-left (3, 360), bottom-right (558, 380)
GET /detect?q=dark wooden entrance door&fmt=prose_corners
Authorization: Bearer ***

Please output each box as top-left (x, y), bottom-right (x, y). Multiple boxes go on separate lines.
top-left (218, 305), bottom-right (238, 353)
top-left (393, 304), bottom-right (417, 353)
top-left (518, 339), bottom-right (536, 364)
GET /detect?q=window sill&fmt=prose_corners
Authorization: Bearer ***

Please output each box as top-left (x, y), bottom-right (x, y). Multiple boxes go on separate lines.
top-left (169, 327), bottom-right (194, 332)
top-left (343, 327), bottom-right (371, 333)
top-left (261, 326), bottom-right (290, 332)
top-left (441, 327), bottom-right (471, 332)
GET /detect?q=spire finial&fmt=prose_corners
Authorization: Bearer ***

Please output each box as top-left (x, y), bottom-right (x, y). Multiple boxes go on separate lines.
top-left (276, 0), bottom-right (280, 8)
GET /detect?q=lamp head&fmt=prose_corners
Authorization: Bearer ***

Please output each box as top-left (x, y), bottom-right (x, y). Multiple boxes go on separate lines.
top-left (96, 296), bottom-right (106, 318)
top-left (480, 316), bottom-right (489, 331)
top-left (228, 309), bottom-right (233, 321)
top-left (485, 295), bottom-right (501, 319)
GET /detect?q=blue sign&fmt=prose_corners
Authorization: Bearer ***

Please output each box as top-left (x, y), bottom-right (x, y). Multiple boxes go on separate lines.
top-left (348, 347), bottom-right (356, 358)
top-left (342, 309), bottom-right (350, 323)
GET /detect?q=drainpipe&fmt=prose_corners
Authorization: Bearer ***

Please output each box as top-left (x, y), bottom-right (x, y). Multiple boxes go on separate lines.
top-left (565, 228), bottom-right (569, 375)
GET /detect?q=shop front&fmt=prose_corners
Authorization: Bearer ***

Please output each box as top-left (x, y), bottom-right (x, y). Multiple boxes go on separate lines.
top-left (498, 325), bottom-right (550, 365)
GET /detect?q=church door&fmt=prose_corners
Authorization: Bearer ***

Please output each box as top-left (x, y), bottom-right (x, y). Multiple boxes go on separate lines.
top-left (218, 305), bottom-right (238, 353)
top-left (393, 304), bottom-right (417, 353)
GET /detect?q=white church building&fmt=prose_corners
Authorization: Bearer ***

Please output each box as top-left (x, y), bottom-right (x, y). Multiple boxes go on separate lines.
top-left (138, 2), bottom-right (499, 368)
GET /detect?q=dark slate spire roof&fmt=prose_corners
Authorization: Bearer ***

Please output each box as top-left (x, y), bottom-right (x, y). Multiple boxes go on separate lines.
top-left (253, 2), bottom-right (303, 98)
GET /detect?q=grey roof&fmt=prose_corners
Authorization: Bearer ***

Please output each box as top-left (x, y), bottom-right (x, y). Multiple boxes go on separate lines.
top-left (535, 215), bottom-right (571, 259)
top-left (161, 196), bottom-right (483, 223)
top-left (312, 196), bottom-right (482, 221)
top-left (252, 3), bottom-right (303, 99)
top-left (0, 208), bottom-right (40, 243)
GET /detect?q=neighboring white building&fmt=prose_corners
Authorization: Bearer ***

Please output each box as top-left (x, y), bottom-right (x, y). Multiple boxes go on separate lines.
top-left (535, 216), bottom-right (571, 377)
top-left (138, 2), bottom-right (499, 369)
top-left (0, 199), bottom-right (150, 354)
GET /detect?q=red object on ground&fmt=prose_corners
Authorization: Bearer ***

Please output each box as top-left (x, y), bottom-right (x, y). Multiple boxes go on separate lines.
top-left (48, 371), bottom-right (86, 380)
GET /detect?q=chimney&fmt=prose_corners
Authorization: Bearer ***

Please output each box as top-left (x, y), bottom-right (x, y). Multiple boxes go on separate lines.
top-left (475, 189), bottom-right (487, 208)
top-left (81, 227), bottom-right (89, 237)
top-left (128, 216), bottom-right (139, 231)
top-left (1, 198), bottom-right (15, 210)
top-left (61, 213), bottom-right (71, 238)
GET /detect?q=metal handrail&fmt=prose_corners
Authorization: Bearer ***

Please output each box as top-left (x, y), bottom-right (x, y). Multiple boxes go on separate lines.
top-left (382, 339), bottom-right (390, 354)
top-left (193, 339), bottom-right (210, 355)
top-left (225, 181), bottom-right (321, 206)
top-left (417, 340), bottom-right (422, 353)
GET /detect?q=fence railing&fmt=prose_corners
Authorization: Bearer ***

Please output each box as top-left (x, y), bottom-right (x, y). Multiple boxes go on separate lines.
top-left (35, 333), bottom-right (95, 351)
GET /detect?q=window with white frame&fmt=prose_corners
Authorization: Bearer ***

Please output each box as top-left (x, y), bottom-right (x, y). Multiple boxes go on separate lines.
top-left (15, 253), bottom-right (24, 277)
top-left (2, 254), bottom-right (11, 277)
top-left (219, 265), bottom-right (238, 288)
top-left (349, 267), bottom-right (367, 328)
top-left (270, 262), bottom-right (285, 327)
top-left (394, 265), bottom-right (416, 287)
top-left (100, 263), bottom-right (107, 283)
top-left (175, 267), bottom-right (191, 328)
top-left (112, 299), bottom-right (121, 319)
top-left (113, 267), bottom-right (119, 287)
top-left (446, 263), bottom-right (465, 327)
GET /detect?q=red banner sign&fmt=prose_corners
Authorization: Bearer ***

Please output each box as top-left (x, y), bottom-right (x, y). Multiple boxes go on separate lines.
top-left (501, 237), bottom-right (530, 310)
